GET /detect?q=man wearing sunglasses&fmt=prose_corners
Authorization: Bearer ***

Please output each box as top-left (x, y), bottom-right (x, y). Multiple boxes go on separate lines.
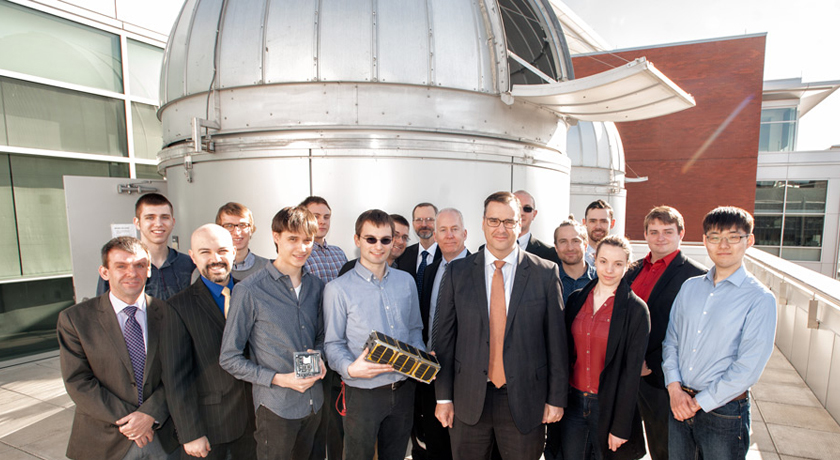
top-left (662, 206), bottom-right (776, 460)
top-left (324, 210), bottom-right (425, 460)
top-left (434, 192), bottom-right (567, 460)
top-left (513, 190), bottom-right (560, 265)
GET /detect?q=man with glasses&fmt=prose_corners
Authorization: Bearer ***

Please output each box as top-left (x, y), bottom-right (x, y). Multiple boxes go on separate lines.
top-left (663, 206), bottom-right (776, 460)
top-left (396, 202), bottom-right (443, 294)
top-left (216, 202), bottom-right (269, 281)
top-left (324, 209), bottom-right (425, 460)
top-left (301, 196), bottom-right (348, 283)
top-left (625, 206), bottom-right (706, 460)
top-left (434, 192), bottom-right (567, 460)
top-left (513, 190), bottom-right (559, 265)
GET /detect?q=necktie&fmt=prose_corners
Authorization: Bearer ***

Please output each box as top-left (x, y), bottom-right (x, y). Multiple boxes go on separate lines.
top-left (122, 306), bottom-right (146, 405)
top-left (222, 286), bottom-right (231, 318)
top-left (416, 250), bottom-right (429, 294)
top-left (489, 260), bottom-right (506, 388)
top-left (429, 262), bottom-right (448, 350)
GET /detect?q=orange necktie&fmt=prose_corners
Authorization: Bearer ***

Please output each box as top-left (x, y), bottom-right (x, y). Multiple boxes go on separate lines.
top-left (222, 286), bottom-right (231, 318)
top-left (489, 260), bottom-right (507, 388)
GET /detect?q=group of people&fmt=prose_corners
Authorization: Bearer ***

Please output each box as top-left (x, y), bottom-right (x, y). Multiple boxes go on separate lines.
top-left (57, 189), bottom-right (777, 460)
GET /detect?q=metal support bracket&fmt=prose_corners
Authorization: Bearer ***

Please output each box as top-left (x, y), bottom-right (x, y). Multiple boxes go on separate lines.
top-left (808, 298), bottom-right (820, 329)
top-left (117, 182), bottom-right (159, 195)
top-left (186, 117), bottom-right (221, 182)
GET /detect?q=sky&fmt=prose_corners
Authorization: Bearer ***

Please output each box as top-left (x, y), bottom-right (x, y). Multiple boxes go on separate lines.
top-left (562, 0), bottom-right (840, 151)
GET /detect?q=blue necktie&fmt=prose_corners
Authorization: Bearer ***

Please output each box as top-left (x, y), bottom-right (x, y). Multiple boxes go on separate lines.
top-left (122, 306), bottom-right (146, 405)
top-left (416, 250), bottom-right (429, 294)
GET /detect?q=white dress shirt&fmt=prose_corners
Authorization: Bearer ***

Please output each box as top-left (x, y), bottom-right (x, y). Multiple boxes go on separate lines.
top-left (416, 242), bottom-right (439, 270)
top-left (517, 232), bottom-right (531, 250)
top-left (483, 245), bottom-right (519, 314)
top-left (109, 291), bottom-right (148, 353)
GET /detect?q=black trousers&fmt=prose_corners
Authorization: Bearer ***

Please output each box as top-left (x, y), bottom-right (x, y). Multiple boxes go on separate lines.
top-left (412, 380), bottom-right (453, 460)
top-left (308, 369), bottom-right (344, 460)
top-left (449, 384), bottom-right (544, 460)
top-left (255, 405), bottom-right (322, 460)
top-left (638, 377), bottom-right (671, 460)
top-left (344, 380), bottom-right (416, 460)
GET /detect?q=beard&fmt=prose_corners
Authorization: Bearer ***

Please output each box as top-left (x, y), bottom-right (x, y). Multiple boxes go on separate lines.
top-left (417, 228), bottom-right (434, 240)
top-left (201, 262), bottom-right (231, 283)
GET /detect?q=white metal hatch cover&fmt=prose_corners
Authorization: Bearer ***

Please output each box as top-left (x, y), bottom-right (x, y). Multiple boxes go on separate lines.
top-left (510, 57), bottom-right (696, 122)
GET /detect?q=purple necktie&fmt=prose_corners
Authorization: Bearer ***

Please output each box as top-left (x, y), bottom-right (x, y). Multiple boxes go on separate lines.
top-left (122, 306), bottom-right (146, 405)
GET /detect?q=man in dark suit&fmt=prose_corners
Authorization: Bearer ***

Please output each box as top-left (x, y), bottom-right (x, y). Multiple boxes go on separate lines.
top-left (396, 203), bottom-right (442, 293)
top-left (162, 224), bottom-right (256, 459)
top-left (58, 237), bottom-right (179, 460)
top-left (625, 206), bottom-right (706, 460)
top-left (434, 192), bottom-right (568, 460)
top-left (513, 190), bottom-right (559, 265)
top-left (413, 208), bottom-right (470, 460)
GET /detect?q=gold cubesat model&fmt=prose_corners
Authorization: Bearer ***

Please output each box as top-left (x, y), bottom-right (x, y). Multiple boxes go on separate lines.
top-left (363, 331), bottom-right (440, 383)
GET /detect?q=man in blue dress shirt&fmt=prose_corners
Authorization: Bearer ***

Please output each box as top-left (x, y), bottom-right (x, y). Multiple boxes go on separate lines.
top-left (324, 209), bottom-right (425, 460)
top-left (662, 206), bottom-right (777, 460)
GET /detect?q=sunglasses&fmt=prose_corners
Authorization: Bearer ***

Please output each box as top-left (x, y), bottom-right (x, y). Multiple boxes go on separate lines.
top-left (362, 236), bottom-right (393, 245)
top-left (522, 205), bottom-right (534, 213)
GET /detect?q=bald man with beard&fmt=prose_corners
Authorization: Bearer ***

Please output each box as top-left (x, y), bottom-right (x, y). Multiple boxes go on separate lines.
top-left (162, 224), bottom-right (256, 459)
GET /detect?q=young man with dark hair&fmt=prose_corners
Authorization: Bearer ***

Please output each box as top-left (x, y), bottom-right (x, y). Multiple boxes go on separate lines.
top-left (220, 206), bottom-right (327, 460)
top-left (663, 206), bottom-right (776, 460)
top-left (323, 209), bottom-right (425, 460)
top-left (553, 218), bottom-right (597, 304)
top-left (163, 224), bottom-right (257, 459)
top-left (97, 193), bottom-right (195, 300)
top-left (624, 206), bottom-right (706, 460)
top-left (216, 202), bottom-right (269, 280)
top-left (301, 196), bottom-right (348, 283)
top-left (435, 191), bottom-right (567, 460)
top-left (58, 236), bottom-right (180, 460)
top-left (582, 199), bottom-right (616, 266)
top-left (389, 214), bottom-right (411, 266)
top-left (396, 202), bottom-right (443, 293)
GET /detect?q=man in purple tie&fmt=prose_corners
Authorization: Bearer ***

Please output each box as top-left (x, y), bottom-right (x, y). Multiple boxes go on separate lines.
top-left (58, 236), bottom-right (180, 460)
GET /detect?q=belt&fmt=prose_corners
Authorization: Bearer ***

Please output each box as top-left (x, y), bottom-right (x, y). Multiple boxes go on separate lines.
top-left (681, 385), bottom-right (747, 401)
top-left (375, 379), bottom-right (407, 391)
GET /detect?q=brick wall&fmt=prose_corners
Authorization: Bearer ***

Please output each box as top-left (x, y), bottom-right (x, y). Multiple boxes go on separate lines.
top-left (571, 35), bottom-right (766, 241)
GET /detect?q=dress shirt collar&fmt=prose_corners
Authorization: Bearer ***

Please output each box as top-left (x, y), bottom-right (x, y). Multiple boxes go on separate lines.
top-left (419, 242), bottom-right (438, 258)
top-left (644, 249), bottom-right (680, 267)
top-left (517, 232), bottom-right (531, 250)
top-left (314, 239), bottom-right (330, 250)
top-left (266, 260), bottom-right (311, 281)
top-left (200, 275), bottom-right (234, 311)
top-left (110, 291), bottom-right (147, 315)
top-left (484, 244), bottom-right (519, 268)
top-left (352, 259), bottom-right (391, 282)
top-left (444, 248), bottom-right (469, 264)
top-left (705, 264), bottom-right (748, 287)
top-left (233, 250), bottom-right (256, 270)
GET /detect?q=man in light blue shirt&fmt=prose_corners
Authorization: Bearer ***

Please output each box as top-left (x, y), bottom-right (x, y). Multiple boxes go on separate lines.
top-left (662, 206), bottom-right (777, 460)
top-left (323, 209), bottom-right (425, 460)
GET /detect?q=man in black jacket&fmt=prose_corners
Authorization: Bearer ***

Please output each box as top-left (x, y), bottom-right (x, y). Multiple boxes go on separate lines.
top-left (163, 224), bottom-right (256, 459)
top-left (624, 206), bottom-right (706, 460)
top-left (513, 190), bottom-right (559, 265)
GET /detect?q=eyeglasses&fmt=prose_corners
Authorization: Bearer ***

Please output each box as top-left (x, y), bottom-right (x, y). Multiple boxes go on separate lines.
top-left (485, 217), bottom-right (518, 229)
top-left (362, 236), bottom-right (393, 245)
top-left (705, 234), bottom-right (749, 245)
top-left (522, 205), bottom-right (534, 213)
top-left (396, 234), bottom-right (410, 242)
top-left (222, 223), bottom-right (251, 231)
top-left (414, 217), bottom-right (435, 224)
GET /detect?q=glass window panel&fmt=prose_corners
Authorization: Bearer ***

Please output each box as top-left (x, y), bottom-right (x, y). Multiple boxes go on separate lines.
top-left (758, 121), bottom-right (796, 152)
top-left (10, 155), bottom-right (128, 276)
top-left (1, 77), bottom-right (128, 156)
top-left (0, 86), bottom-right (6, 146)
top-left (501, 0), bottom-right (560, 85)
top-left (131, 103), bottom-right (162, 160)
top-left (785, 180), bottom-right (827, 213)
top-left (0, 154), bottom-right (21, 278)
top-left (0, 0), bottom-right (122, 92)
top-left (0, 277), bottom-right (75, 360)
top-left (127, 39), bottom-right (163, 100)
top-left (782, 215), bottom-right (824, 248)
top-left (781, 247), bottom-right (821, 262)
top-left (756, 246), bottom-right (780, 257)
top-left (761, 108), bottom-right (797, 123)
top-left (755, 181), bottom-right (785, 213)
top-left (754, 215), bottom-right (783, 246)
top-left (136, 164), bottom-right (164, 179)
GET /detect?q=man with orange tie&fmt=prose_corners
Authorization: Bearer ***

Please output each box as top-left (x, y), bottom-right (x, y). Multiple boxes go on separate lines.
top-left (434, 191), bottom-right (568, 460)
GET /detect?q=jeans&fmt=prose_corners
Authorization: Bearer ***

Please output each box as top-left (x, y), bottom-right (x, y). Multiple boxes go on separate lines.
top-left (559, 388), bottom-right (602, 460)
top-left (669, 398), bottom-right (750, 460)
top-left (344, 380), bottom-right (416, 460)
top-left (255, 405), bottom-right (322, 460)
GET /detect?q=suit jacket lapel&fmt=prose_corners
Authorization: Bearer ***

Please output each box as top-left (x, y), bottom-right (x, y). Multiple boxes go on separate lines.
top-left (97, 295), bottom-right (135, 382)
top-left (647, 252), bottom-right (685, 303)
top-left (471, 252), bottom-right (490, 330)
top-left (193, 281), bottom-right (226, 332)
top-left (144, 294), bottom-right (161, 388)
top-left (603, 281), bottom-right (630, 369)
top-left (505, 250), bottom-right (530, 337)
